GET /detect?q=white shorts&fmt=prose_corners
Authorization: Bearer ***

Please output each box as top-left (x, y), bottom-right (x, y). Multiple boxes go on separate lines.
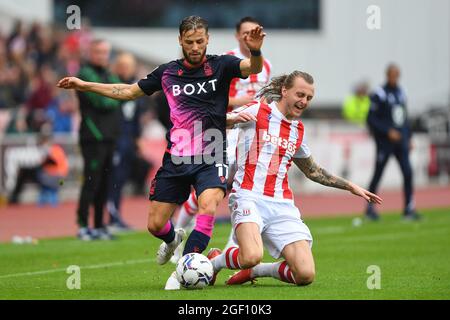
top-left (226, 127), bottom-right (239, 167)
top-left (228, 192), bottom-right (313, 259)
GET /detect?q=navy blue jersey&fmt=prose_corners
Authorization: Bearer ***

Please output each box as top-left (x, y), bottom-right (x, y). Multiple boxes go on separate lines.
top-left (118, 77), bottom-right (146, 143)
top-left (138, 54), bottom-right (245, 156)
top-left (367, 84), bottom-right (411, 144)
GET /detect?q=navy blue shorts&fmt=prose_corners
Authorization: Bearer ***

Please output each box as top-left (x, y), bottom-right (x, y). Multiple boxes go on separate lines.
top-left (149, 152), bottom-right (228, 204)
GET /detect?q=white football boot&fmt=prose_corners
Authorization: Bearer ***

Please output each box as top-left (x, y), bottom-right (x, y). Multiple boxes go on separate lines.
top-left (170, 240), bottom-right (185, 264)
top-left (156, 228), bottom-right (186, 265)
top-left (164, 271), bottom-right (181, 290)
top-left (170, 218), bottom-right (195, 264)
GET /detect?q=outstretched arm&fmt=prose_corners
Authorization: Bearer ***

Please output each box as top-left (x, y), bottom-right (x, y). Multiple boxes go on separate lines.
top-left (239, 26), bottom-right (266, 78)
top-left (57, 77), bottom-right (145, 100)
top-left (293, 156), bottom-right (382, 204)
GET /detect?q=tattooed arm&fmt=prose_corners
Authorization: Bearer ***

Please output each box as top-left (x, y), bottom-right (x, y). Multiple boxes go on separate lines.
top-left (57, 77), bottom-right (145, 100)
top-left (294, 156), bottom-right (350, 190)
top-left (293, 156), bottom-right (382, 204)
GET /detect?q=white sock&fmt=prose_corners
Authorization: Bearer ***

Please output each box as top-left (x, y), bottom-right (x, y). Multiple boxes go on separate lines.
top-left (175, 192), bottom-right (198, 230)
top-left (211, 254), bottom-right (227, 272)
top-left (211, 247), bottom-right (240, 272)
top-left (252, 262), bottom-right (280, 278)
top-left (252, 261), bottom-right (295, 283)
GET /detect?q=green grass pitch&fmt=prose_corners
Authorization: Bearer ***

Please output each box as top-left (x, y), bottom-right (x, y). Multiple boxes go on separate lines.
top-left (0, 208), bottom-right (449, 300)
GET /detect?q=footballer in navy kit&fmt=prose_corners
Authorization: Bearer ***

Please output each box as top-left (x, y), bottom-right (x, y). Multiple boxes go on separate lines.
top-left (57, 15), bottom-right (265, 289)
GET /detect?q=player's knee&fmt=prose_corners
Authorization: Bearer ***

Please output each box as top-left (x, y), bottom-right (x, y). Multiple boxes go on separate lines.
top-left (239, 251), bottom-right (263, 269)
top-left (294, 268), bottom-right (315, 286)
top-left (197, 202), bottom-right (218, 216)
top-left (147, 219), bottom-right (166, 235)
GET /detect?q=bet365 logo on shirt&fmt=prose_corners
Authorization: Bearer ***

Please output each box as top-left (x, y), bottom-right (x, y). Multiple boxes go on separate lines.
top-left (262, 130), bottom-right (296, 154)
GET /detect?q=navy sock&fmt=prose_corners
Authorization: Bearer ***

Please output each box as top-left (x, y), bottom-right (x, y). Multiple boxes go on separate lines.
top-left (153, 221), bottom-right (175, 244)
top-left (183, 229), bottom-right (210, 255)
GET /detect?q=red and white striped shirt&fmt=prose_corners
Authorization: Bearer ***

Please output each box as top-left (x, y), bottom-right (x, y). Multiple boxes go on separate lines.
top-left (225, 48), bottom-right (272, 111)
top-left (232, 100), bottom-right (311, 202)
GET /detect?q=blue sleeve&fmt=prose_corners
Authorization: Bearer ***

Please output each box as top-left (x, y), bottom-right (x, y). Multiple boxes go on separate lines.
top-left (221, 54), bottom-right (246, 79)
top-left (399, 88), bottom-right (412, 140)
top-left (137, 64), bottom-right (167, 96)
top-left (134, 98), bottom-right (146, 138)
top-left (367, 92), bottom-right (391, 136)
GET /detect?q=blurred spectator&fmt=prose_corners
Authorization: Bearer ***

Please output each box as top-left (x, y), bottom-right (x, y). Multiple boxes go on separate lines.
top-left (62, 18), bottom-right (93, 63)
top-left (20, 64), bottom-right (57, 132)
top-left (1, 20), bottom-right (87, 136)
top-left (8, 123), bottom-right (69, 205)
top-left (342, 81), bottom-right (370, 126)
top-left (365, 64), bottom-right (421, 221)
top-left (340, 81), bottom-right (371, 179)
top-left (107, 52), bottom-right (153, 232)
top-left (7, 20), bottom-right (28, 65)
top-left (45, 91), bottom-right (78, 133)
top-left (0, 36), bottom-right (28, 132)
top-left (0, 19), bottom-right (162, 210)
top-left (75, 39), bottom-right (121, 241)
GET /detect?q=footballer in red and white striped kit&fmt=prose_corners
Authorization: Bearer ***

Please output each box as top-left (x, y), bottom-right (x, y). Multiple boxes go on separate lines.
top-left (227, 17), bottom-right (272, 113)
top-left (209, 71), bottom-right (382, 286)
top-left (231, 99), bottom-right (308, 200)
top-left (225, 16), bottom-right (272, 179)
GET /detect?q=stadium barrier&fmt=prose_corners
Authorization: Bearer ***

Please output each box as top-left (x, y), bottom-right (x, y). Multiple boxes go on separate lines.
top-left (0, 120), bottom-right (442, 204)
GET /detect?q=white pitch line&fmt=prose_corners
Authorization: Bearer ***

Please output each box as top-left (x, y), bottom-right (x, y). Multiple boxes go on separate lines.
top-left (0, 258), bottom-right (154, 279)
top-left (312, 226), bottom-right (346, 235)
top-left (0, 228), bottom-right (348, 280)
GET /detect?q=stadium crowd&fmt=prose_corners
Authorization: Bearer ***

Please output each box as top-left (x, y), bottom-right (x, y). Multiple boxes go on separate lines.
top-left (0, 20), bottom-right (86, 135)
top-left (0, 20), bottom-right (166, 208)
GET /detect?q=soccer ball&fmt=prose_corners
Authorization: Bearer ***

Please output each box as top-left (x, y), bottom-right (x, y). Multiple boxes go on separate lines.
top-left (176, 253), bottom-right (214, 289)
